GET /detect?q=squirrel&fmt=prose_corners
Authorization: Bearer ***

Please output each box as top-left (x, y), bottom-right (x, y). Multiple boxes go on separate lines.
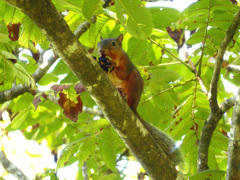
top-left (97, 34), bottom-right (182, 166)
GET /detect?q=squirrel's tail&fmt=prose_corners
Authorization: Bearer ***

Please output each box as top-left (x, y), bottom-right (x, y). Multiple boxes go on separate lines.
top-left (135, 112), bottom-right (182, 166)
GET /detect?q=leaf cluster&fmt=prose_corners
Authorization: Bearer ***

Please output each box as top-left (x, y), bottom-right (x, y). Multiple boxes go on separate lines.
top-left (0, 0), bottom-right (239, 179)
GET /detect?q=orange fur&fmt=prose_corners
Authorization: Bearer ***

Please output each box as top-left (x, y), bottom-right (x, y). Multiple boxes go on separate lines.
top-left (97, 34), bottom-right (144, 112)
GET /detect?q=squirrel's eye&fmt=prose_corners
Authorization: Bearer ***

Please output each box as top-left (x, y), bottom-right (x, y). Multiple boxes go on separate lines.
top-left (111, 42), bottom-right (116, 46)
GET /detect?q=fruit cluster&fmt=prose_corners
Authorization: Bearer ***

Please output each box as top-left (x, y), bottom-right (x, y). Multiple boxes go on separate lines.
top-left (93, 56), bottom-right (114, 73)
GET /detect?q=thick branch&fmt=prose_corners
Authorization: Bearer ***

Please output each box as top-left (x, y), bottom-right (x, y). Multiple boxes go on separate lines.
top-left (226, 88), bottom-right (240, 179)
top-left (198, 95), bottom-right (237, 172)
top-left (198, 8), bottom-right (240, 172)
top-left (4, 0), bottom-right (178, 179)
top-left (0, 151), bottom-right (29, 180)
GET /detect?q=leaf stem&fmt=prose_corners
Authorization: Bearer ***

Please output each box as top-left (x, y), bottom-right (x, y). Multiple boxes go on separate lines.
top-left (197, 0), bottom-right (212, 76)
top-left (141, 78), bottom-right (197, 104)
top-left (139, 61), bottom-right (183, 69)
top-left (148, 38), bottom-right (195, 73)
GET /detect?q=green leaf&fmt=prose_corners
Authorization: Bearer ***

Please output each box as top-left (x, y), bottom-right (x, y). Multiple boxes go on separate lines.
top-left (180, 0), bottom-right (238, 32)
top-left (98, 128), bottom-right (118, 172)
top-left (124, 36), bottom-right (149, 64)
top-left (207, 28), bottom-right (225, 46)
top-left (115, 0), bottom-right (153, 39)
top-left (2, 59), bottom-right (35, 88)
top-left (34, 121), bottom-right (63, 141)
top-left (171, 116), bottom-right (194, 140)
top-left (65, 11), bottom-right (83, 31)
top-left (19, 16), bottom-right (46, 48)
top-left (60, 72), bottom-right (78, 83)
top-left (52, 59), bottom-right (70, 75)
top-left (148, 7), bottom-right (180, 29)
top-left (0, 49), bottom-right (17, 60)
top-left (147, 43), bottom-right (162, 64)
top-left (211, 131), bottom-right (229, 151)
top-left (3, 4), bottom-right (25, 25)
top-left (2, 61), bottom-right (15, 83)
top-left (57, 136), bottom-right (89, 169)
top-left (186, 28), bottom-right (205, 45)
top-left (51, 125), bottom-right (75, 147)
top-left (77, 138), bottom-right (96, 167)
top-left (189, 170), bottom-right (225, 180)
top-left (189, 145), bottom-right (198, 174)
top-left (9, 93), bottom-right (34, 113)
top-left (37, 73), bottom-right (59, 86)
top-left (21, 54), bottom-right (38, 74)
top-left (7, 108), bottom-right (30, 130)
top-left (52, 0), bottom-right (82, 13)
top-left (99, 174), bottom-right (123, 180)
top-left (181, 131), bottom-right (197, 154)
top-left (209, 11), bottom-right (234, 30)
top-left (14, 62), bottom-right (35, 88)
top-left (146, 68), bottom-right (180, 93)
top-left (57, 144), bottom-right (78, 169)
top-left (0, 33), bottom-right (10, 43)
top-left (82, 0), bottom-right (101, 19)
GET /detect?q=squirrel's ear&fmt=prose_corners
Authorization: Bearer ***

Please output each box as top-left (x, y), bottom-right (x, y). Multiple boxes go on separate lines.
top-left (117, 34), bottom-right (123, 46)
top-left (100, 36), bottom-right (103, 40)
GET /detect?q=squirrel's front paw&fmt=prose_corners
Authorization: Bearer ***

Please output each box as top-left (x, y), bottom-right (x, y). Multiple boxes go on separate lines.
top-left (97, 56), bottom-right (115, 73)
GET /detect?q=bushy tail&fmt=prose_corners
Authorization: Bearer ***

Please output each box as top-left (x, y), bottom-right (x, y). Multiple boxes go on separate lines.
top-left (135, 112), bottom-right (182, 166)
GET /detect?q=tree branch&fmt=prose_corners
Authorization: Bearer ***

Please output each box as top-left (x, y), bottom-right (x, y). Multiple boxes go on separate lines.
top-left (226, 88), bottom-right (240, 179)
top-left (141, 78), bottom-right (197, 104)
top-left (197, 8), bottom-right (240, 172)
top-left (148, 38), bottom-right (195, 73)
top-left (82, 162), bottom-right (89, 180)
top-left (226, 64), bottom-right (240, 73)
top-left (0, 151), bottom-right (29, 180)
top-left (0, 13), bottom-right (96, 104)
top-left (74, 16), bottom-right (96, 39)
top-left (3, 0), bottom-right (178, 178)
top-left (0, 54), bottom-right (57, 103)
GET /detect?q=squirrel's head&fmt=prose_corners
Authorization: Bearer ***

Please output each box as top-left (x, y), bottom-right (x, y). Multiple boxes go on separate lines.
top-left (97, 34), bottom-right (124, 60)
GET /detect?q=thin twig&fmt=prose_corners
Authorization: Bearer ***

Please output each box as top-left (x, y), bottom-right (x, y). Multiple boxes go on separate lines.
top-left (197, 0), bottom-right (211, 76)
top-left (191, 81), bottom-right (198, 119)
top-left (141, 78), bottom-right (197, 104)
top-left (196, 76), bottom-right (209, 95)
top-left (148, 38), bottom-right (195, 73)
top-left (139, 62), bottom-right (182, 69)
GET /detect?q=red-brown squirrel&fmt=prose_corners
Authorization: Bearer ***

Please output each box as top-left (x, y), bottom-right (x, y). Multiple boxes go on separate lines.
top-left (97, 34), bottom-right (182, 166)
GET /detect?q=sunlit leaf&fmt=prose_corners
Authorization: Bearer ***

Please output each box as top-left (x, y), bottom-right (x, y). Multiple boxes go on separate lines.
top-left (115, 0), bottom-right (153, 39)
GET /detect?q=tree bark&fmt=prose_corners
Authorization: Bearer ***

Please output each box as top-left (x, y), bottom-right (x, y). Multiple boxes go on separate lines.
top-left (0, 151), bottom-right (29, 180)
top-left (197, 8), bottom-right (240, 172)
top-left (3, 0), bottom-right (178, 179)
top-left (226, 88), bottom-right (240, 180)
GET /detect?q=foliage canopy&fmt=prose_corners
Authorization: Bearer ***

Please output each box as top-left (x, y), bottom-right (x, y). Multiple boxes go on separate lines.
top-left (0, 0), bottom-right (240, 179)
